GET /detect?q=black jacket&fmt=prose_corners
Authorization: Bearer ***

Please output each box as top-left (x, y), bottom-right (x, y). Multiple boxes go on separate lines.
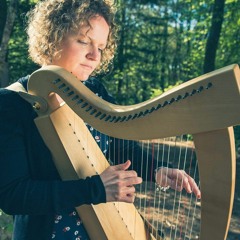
top-left (0, 76), bottom-right (107, 239)
top-left (0, 76), bottom-right (161, 239)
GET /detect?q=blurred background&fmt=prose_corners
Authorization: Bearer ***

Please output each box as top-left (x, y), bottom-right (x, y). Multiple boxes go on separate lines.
top-left (0, 0), bottom-right (239, 239)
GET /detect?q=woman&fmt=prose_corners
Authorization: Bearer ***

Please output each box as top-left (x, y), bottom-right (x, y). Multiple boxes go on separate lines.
top-left (0, 0), bottom-right (200, 239)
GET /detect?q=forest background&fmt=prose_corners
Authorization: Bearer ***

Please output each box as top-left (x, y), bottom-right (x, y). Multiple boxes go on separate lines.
top-left (0, 0), bottom-right (240, 239)
top-left (1, 0), bottom-right (240, 141)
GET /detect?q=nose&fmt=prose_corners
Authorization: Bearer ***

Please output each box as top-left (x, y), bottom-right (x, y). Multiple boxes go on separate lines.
top-left (86, 46), bottom-right (100, 61)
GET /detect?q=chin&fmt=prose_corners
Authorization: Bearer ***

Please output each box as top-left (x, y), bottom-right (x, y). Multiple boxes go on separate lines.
top-left (77, 75), bottom-right (89, 81)
top-left (82, 72), bottom-right (92, 80)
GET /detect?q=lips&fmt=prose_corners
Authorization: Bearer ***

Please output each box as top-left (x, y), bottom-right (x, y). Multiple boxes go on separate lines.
top-left (80, 64), bottom-right (93, 70)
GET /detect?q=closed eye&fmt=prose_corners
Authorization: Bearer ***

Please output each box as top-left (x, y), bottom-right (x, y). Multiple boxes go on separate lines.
top-left (77, 40), bottom-right (88, 45)
top-left (98, 48), bottom-right (104, 53)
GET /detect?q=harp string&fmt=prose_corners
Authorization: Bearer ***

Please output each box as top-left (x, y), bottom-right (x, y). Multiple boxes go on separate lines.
top-left (26, 65), bottom-right (238, 240)
top-left (155, 138), bottom-right (166, 236)
top-left (171, 135), bottom-right (200, 240)
top-left (129, 135), bottom-right (201, 240)
top-left (49, 102), bottom-right (201, 240)
top-left (187, 164), bottom-right (200, 240)
top-left (173, 135), bottom-right (189, 239)
top-left (161, 139), bottom-right (172, 237)
top-left (143, 140), bottom-right (150, 222)
top-left (152, 138), bottom-right (161, 236)
top-left (71, 104), bottom-right (201, 240)
top-left (184, 143), bottom-right (198, 240)
top-left (170, 135), bottom-right (189, 239)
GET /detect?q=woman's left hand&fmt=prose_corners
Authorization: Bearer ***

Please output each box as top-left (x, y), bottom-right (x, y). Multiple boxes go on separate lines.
top-left (155, 167), bottom-right (201, 199)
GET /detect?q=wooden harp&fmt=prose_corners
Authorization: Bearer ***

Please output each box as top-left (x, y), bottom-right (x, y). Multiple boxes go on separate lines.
top-left (23, 64), bottom-right (240, 239)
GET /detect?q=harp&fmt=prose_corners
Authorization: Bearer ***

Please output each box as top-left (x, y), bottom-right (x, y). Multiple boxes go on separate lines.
top-left (23, 64), bottom-right (240, 239)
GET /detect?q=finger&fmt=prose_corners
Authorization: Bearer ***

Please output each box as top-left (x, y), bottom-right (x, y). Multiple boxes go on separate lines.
top-left (179, 171), bottom-right (198, 194)
top-left (179, 172), bottom-right (192, 193)
top-left (165, 169), bottom-right (185, 188)
top-left (118, 186), bottom-right (136, 203)
top-left (163, 169), bottom-right (201, 198)
top-left (167, 170), bottom-right (189, 191)
top-left (124, 176), bottom-right (143, 186)
top-left (112, 160), bottom-right (131, 171)
top-left (186, 176), bottom-right (201, 199)
top-left (121, 194), bottom-right (136, 203)
top-left (119, 169), bottom-right (138, 179)
top-left (179, 172), bottom-right (201, 199)
top-left (125, 194), bottom-right (136, 203)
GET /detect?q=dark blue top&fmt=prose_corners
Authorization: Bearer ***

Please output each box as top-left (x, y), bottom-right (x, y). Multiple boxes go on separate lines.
top-left (0, 76), bottom-right (110, 240)
top-left (0, 76), bottom-right (159, 240)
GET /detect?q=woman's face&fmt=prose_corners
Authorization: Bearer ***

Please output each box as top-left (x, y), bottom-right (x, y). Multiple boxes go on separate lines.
top-left (52, 15), bottom-right (110, 81)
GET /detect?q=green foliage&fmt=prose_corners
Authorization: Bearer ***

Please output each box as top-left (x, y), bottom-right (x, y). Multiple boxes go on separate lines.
top-left (7, 0), bottom-right (39, 83)
top-left (102, 0), bottom-right (239, 104)
top-left (216, 0), bottom-right (240, 68)
top-left (0, 209), bottom-right (13, 240)
top-left (4, 0), bottom-right (240, 145)
top-left (104, 0), bottom-right (211, 102)
top-left (151, 81), bottom-right (182, 98)
top-left (7, 0), bottom-right (239, 99)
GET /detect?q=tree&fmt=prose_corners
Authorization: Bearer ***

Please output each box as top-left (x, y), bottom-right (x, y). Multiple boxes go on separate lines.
top-left (203, 0), bottom-right (226, 73)
top-left (0, 0), bottom-right (7, 42)
top-left (0, 0), bottom-right (18, 87)
top-left (3, 0), bottom-right (239, 105)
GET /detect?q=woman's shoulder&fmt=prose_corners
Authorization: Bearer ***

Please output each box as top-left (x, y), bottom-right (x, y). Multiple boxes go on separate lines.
top-left (0, 87), bottom-right (21, 108)
top-left (0, 88), bottom-right (24, 108)
top-left (0, 76), bottom-right (29, 110)
top-left (0, 87), bottom-right (32, 121)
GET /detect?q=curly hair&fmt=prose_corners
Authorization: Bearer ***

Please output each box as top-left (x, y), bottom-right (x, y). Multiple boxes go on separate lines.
top-left (26, 0), bottom-right (118, 74)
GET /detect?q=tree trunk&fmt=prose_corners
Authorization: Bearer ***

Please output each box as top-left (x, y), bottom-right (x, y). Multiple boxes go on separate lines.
top-left (160, 6), bottom-right (168, 91)
top-left (0, 0), bottom-right (7, 43)
top-left (117, 0), bottom-right (126, 99)
top-left (0, 0), bottom-right (18, 87)
top-left (203, 0), bottom-right (225, 74)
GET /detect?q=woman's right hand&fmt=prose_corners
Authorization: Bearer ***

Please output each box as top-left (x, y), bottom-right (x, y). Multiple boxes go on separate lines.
top-left (100, 160), bottom-right (142, 203)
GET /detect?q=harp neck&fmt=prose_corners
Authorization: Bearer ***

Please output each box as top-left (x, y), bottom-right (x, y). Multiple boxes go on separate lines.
top-left (27, 64), bottom-right (240, 139)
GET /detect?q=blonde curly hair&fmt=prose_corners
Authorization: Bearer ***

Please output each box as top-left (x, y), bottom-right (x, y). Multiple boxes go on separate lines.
top-left (27, 0), bottom-right (118, 74)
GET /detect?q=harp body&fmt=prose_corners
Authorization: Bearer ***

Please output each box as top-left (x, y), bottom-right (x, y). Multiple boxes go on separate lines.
top-left (24, 64), bottom-right (240, 239)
